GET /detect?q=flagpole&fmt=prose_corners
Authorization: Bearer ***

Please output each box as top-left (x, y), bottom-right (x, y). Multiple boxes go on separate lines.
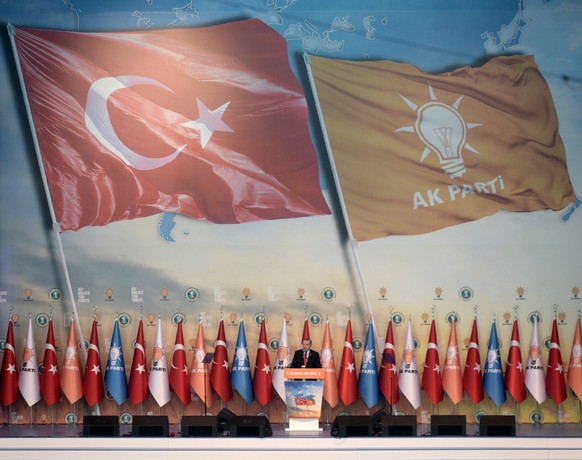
top-left (8, 24), bottom-right (85, 361)
top-left (553, 305), bottom-right (561, 426)
top-left (304, 52), bottom-right (381, 348)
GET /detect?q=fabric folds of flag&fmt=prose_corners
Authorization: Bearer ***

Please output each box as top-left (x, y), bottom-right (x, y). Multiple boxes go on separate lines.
top-left (525, 315), bottom-right (546, 404)
top-left (18, 316), bottom-right (41, 407)
top-left (60, 319), bottom-right (83, 404)
top-left (128, 319), bottom-right (148, 406)
top-left (211, 319), bottom-right (233, 402)
top-left (421, 319), bottom-right (443, 405)
top-left (463, 318), bottom-right (484, 405)
top-left (190, 320), bottom-right (212, 407)
top-left (546, 318), bottom-right (566, 405)
top-left (302, 316), bottom-right (311, 341)
top-left (358, 322), bottom-right (379, 408)
top-left (104, 318), bottom-right (128, 405)
top-left (272, 317), bottom-right (292, 402)
top-left (378, 318), bottom-right (399, 406)
top-left (253, 319), bottom-right (273, 406)
top-left (170, 320), bottom-right (191, 406)
top-left (505, 318), bottom-right (526, 403)
top-left (231, 319), bottom-right (254, 405)
top-left (321, 319), bottom-right (339, 407)
top-left (307, 54), bottom-right (576, 240)
top-left (442, 318), bottom-right (463, 404)
top-left (83, 319), bottom-right (104, 407)
top-left (398, 320), bottom-right (421, 409)
top-left (40, 318), bottom-right (61, 406)
top-left (0, 319), bottom-right (18, 406)
top-left (337, 319), bottom-right (358, 406)
top-left (149, 318), bottom-right (171, 407)
top-left (483, 319), bottom-right (506, 407)
top-left (11, 19), bottom-right (329, 232)
top-left (568, 316), bottom-right (582, 400)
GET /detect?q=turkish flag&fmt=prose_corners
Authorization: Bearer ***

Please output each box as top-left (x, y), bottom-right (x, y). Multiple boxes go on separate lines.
top-left (210, 319), bottom-right (233, 402)
top-left (253, 320), bottom-right (274, 406)
top-left (12, 19), bottom-right (329, 231)
top-left (422, 319), bottom-right (443, 405)
top-left (40, 319), bottom-right (61, 406)
top-left (378, 319), bottom-right (399, 406)
top-left (128, 319), bottom-right (148, 405)
top-left (463, 318), bottom-right (484, 404)
top-left (504, 319), bottom-right (526, 403)
top-left (337, 320), bottom-right (357, 406)
top-left (170, 320), bottom-right (191, 406)
top-left (83, 320), bottom-right (104, 407)
top-left (0, 320), bottom-right (18, 406)
top-left (546, 319), bottom-right (567, 405)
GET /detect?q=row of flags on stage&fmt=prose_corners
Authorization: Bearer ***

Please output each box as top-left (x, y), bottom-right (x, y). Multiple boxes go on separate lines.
top-left (2, 313), bottom-right (581, 410)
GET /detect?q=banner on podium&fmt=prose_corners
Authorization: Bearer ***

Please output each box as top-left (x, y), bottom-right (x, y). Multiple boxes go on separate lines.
top-left (284, 380), bottom-right (324, 419)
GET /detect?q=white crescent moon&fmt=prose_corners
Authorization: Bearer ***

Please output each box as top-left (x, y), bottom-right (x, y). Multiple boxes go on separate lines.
top-left (85, 75), bottom-right (185, 170)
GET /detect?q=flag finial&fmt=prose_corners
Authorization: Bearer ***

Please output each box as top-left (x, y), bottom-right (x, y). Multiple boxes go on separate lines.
top-left (431, 304), bottom-right (436, 320)
top-left (474, 305), bottom-right (478, 319)
top-left (139, 305), bottom-right (143, 320)
top-left (93, 305), bottom-right (97, 320)
top-left (553, 304), bottom-right (558, 320)
top-left (514, 304), bottom-right (518, 319)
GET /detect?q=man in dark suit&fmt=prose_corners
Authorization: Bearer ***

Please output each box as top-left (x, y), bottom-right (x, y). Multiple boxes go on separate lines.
top-left (289, 338), bottom-right (322, 368)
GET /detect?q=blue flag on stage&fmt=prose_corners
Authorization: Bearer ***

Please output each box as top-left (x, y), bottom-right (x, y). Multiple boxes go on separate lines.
top-left (104, 318), bottom-right (128, 405)
top-left (231, 320), bottom-right (254, 405)
top-left (358, 322), bottom-right (379, 408)
top-left (483, 319), bottom-right (506, 407)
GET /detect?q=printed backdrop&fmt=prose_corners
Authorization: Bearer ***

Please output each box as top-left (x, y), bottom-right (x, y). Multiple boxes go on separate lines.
top-left (0, 0), bottom-right (581, 425)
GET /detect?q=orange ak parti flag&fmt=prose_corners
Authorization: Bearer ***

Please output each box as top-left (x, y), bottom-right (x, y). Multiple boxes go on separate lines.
top-left (307, 54), bottom-right (577, 240)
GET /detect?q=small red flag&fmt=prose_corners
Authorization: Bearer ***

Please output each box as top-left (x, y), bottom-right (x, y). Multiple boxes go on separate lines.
top-left (463, 318), bottom-right (484, 404)
top-left (253, 320), bottom-right (273, 406)
top-left (422, 319), bottom-right (443, 405)
top-left (210, 319), bottom-right (233, 402)
top-left (337, 319), bottom-right (358, 406)
top-left (546, 318), bottom-right (567, 405)
top-left (128, 319), bottom-right (148, 405)
top-left (504, 319), bottom-right (526, 403)
top-left (379, 319), bottom-right (399, 405)
top-left (169, 320), bottom-right (191, 405)
top-left (40, 318), bottom-right (61, 406)
top-left (83, 319), bottom-right (104, 406)
top-left (0, 320), bottom-right (18, 406)
top-left (302, 317), bottom-right (310, 342)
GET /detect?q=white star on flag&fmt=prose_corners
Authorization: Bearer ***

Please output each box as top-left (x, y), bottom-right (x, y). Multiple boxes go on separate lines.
top-left (48, 364), bottom-right (58, 375)
top-left (262, 363), bottom-right (271, 374)
top-left (474, 363), bottom-right (481, 372)
top-left (181, 98), bottom-right (234, 148)
top-left (135, 364), bottom-right (146, 374)
top-left (390, 364), bottom-right (397, 374)
top-left (346, 362), bottom-right (355, 373)
top-left (91, 364), bottom-right (101, 375)
top-left (7, 364), bottom-right (16, 373)
top-left (556, 363), bottom-right (564, 373)
top-left (222, 360), bottom-right (229, 370)
top-left (434, 364), bottom-right (440, 373)
top-left (516, 362), bottom-right (523, 372)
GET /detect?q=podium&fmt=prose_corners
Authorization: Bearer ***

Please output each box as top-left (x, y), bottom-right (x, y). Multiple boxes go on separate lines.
top-left (284, 368), bottom-right (324, 432)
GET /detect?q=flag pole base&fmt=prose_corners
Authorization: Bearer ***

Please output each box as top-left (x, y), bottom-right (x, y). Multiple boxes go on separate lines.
top-left (285, 418), bottom-right (322, 431)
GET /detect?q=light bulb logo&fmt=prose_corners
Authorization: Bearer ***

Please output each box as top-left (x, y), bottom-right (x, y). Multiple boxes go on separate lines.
top-left (396, 82), bottom-right (481, 178)
top-left (24, 289), bottom-right (33, 301)
top-left (106, 288), bottom-right (114, 300)
top-left (161, 288), bottom-right (169, 300)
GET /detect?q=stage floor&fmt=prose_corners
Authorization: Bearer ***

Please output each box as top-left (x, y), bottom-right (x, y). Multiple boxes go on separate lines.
top-left (0, 423), bottom-right (581, 460)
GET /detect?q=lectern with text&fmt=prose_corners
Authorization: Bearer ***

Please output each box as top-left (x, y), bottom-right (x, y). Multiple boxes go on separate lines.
top-left (284, 368), bottom-right (325, 431)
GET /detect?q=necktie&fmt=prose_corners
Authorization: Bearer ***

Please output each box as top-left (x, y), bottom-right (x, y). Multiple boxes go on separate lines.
top-left (303, 351), bottom-right (308, 367)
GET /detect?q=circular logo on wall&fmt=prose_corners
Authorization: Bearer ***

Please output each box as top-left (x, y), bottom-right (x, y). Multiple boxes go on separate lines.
top-left (528, 311), bottom-right (542, 324)
top-left (392, 312), bottom-right (404, 326)
top-left (120, 413), bottom-right (132, 425)
top-left (48, 288), bottom-right (62, 302)
top-left (118, 313), bottom-right (131, 327)
top-left (446, 311), bottom-right (460, 324)
top-left (65, 413), bottom-right (78, 425)
top-left (458, 286), bottom-right (474, 301)
top-left (321, 287), bottom-right (336, 302)
top-left (185, 287), bottom-right (200, 302)
top-left (309, 312), bottom-right (322, 327)
top-left (35, 313), bottom-right (49, 328)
